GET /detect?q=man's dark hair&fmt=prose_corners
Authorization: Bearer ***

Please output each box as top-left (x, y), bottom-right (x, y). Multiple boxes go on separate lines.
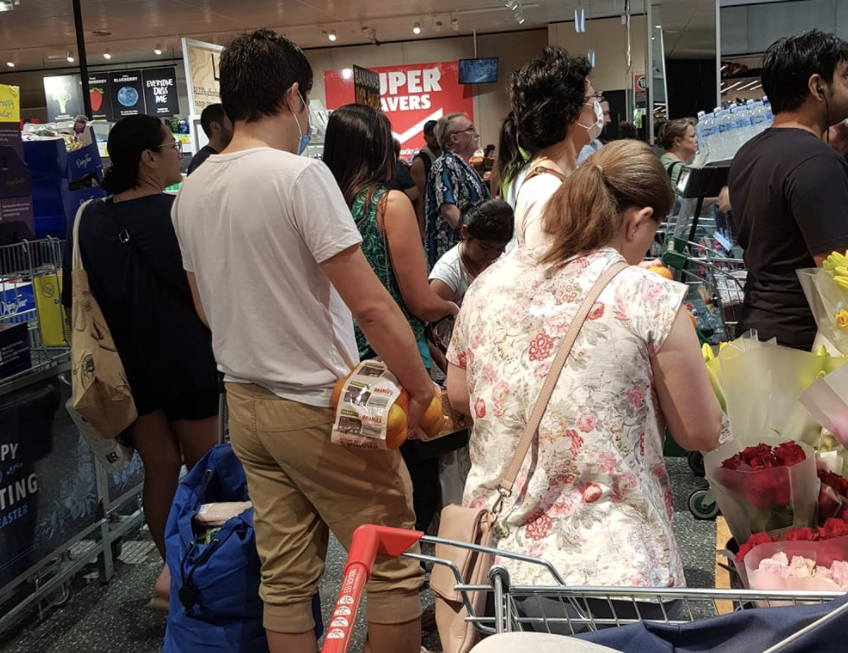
top-left (199, 103), bottom-right (227, 138)
top-left (762, 30), bottom-right (848, 114)
top-left (219, 29), bottom-right (313, 123)
top-left (423, 119), bottom-right (437, 135)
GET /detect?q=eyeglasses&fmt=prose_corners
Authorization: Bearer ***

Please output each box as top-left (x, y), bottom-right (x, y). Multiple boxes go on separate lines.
top-left (454, 126), bottom-right (478, 137)
top-left (154, 140), bottom-right (183, 155)
top-left (585, 92), bottom-right (604, 102)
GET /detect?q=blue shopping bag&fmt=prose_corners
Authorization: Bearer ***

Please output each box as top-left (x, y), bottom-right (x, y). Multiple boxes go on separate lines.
top-left (577, 592), bottom-right (848, 653)
top-left (163, 444), bottom-right (323, 652)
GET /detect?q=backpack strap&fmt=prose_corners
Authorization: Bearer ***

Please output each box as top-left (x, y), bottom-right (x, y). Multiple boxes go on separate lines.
top-left (524, 165), bottom-right (568, 183)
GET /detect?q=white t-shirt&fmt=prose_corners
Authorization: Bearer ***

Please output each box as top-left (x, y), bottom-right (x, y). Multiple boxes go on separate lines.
top-left (171, 148), bottom-right (362, 407)
top-left (513, 173), bottom-right (563, 249)
top-left (429, 244), bottom-right (473, 304)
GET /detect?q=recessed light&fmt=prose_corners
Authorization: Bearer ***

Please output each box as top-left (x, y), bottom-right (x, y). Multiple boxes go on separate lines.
top-left (451, 18), bottom-right (459, 31)
top-left (66, 51), bottom-right (75, 63)
top-left (103, 48), bottom-right (112, 60)
top-left (329, 29), bottom-right (337, 41)
top-left (6, 61), bottom-right (14, 67)
top-left (154, 43), bottom-right (163, 55)
top-left (413, 22), bottom-right (421, 35)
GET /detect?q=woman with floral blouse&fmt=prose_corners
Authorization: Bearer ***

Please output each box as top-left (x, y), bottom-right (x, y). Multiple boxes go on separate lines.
top-left (446, 141), bottom-right (721, 625)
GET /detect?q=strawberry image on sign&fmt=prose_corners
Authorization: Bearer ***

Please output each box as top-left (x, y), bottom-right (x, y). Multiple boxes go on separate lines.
top-left (90, 88), bottom-right (104, 112)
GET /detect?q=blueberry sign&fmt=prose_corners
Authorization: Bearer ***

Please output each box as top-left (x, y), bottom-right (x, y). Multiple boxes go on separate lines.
top-left (109, 70), bottom-right (144, 117)
top-left (141, 67), bottom-right (179, 117)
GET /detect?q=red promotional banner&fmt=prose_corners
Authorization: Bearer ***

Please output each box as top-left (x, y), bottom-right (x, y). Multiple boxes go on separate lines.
top-left (324, 61), bottom-right (474, 160)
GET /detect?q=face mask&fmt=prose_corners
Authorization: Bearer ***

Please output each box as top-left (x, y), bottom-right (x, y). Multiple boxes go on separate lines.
top-left (578, 99), bottom-right (604, 141)
top-left (293, 90), bottom-right (311, 155)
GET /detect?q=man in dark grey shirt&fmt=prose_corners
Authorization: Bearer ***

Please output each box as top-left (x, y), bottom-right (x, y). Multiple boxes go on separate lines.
top-left (187, 104), bottom-right (233, 175)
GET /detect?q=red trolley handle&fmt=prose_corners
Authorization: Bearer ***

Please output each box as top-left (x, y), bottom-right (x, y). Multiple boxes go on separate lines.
top-left (322, 525), bottom-right (424, 653)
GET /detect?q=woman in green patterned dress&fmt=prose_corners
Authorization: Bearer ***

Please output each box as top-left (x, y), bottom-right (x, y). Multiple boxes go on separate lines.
top-left (325, 104), bottom-right (458, 536)
top-left (324, 104), bottom-right (458, 368)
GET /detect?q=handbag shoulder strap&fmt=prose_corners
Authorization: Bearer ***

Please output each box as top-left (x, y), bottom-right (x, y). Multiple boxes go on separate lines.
top-left (71, 200), bottom-right (95, 271)
top-left (497, 260), bottom-right (628, 498)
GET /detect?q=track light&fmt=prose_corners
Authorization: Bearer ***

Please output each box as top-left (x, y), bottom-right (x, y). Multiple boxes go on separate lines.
top-left (66, 51), bottom-right (75, 63)
top-left (154, 43), bottom-right (163, 55)
top-left (413, 22), bottom-right (421, 35)
top-left (451, 17), bottom-right (459, 31)
top-left (6, 61), bottom-right (14, 68)
top-left (505, 0), bottom-right (518, 10)
top-left (329, 30), bottom-right (337, 41)
top-left (515, 10), bottom-right (525, 24)
top-left (321, 30), bottom-right (328, 39)
top-left (574, 8), bottom-right (586, 33)
top-left (103, 48), bottom-right (112, 60)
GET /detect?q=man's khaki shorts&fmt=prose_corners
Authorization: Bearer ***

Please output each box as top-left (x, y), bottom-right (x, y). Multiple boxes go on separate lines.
top-left (226, 382), bottom-right (424, 634)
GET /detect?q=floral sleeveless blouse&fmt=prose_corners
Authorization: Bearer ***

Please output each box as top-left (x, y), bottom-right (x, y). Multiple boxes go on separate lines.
top-left (351, 187), bottom-right (426, 358)
top-left (448, 246), bottom-right (688, 588)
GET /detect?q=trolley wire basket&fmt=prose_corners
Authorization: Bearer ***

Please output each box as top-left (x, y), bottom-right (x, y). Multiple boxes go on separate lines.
top-left (0, 237), bottom-right (70, 386)
top-left (323, 526), bottom-right (847, 653)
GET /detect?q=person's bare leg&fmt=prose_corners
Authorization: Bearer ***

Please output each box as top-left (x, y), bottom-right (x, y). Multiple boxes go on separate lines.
top-left (153, 564), bottom-right (170, 599)
top-left (266, 630), bottom-right (318, 653)
top-left (129, 410), bottom-right (182, 559)
top-left (172, 415), bottom-right (219, 471)
top-left (368, 618), bottom-right (422, 653)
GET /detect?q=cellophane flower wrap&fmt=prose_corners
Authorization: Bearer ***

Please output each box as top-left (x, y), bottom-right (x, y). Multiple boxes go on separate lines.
top-left (705, 441), bottom-right (818, 544)
top-left (715, 332), bottom-right (834, 449)
top-left (798, 255), bottom-right (848, 356)
top-left (738, 521), bottom-right (848, 596)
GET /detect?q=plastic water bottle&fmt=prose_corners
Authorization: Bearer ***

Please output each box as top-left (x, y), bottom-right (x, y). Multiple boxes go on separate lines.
top-left (749, 100), bottom-right (768, 137)
top-left (714, 109), bottom-right (732, 160)
top-left (695, 110), bottom-right (710, 158)
top-left (762, 97), bottom-right (774, 127)
top-left (728, 104), bottom-right (751, 156)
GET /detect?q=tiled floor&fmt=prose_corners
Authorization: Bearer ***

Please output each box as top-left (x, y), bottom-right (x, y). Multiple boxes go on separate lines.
top-left (0, 457), bottom-right (713, 653)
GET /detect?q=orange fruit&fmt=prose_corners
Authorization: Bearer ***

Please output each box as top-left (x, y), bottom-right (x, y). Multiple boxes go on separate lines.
top-left (649, 266), bottom-right (673, 280)
top-left (332, 374), bottom-right (350, 408)
top-left (419, 387), bottom-right (445, 438)
top-left (386, 404), bottom-right (408, 449)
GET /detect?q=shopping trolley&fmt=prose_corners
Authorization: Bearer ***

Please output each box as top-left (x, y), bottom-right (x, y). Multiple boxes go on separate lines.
top-left (323, 525), bottom-right (847, 653)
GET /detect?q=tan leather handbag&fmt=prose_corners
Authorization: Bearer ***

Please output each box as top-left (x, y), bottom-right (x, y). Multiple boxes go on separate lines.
top-left (70, 200), bottom-right (138, 439)
top-left (430, 261), bottom-right (628, 653)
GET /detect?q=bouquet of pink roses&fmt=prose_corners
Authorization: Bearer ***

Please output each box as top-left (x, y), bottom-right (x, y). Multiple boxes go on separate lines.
top-left (706, 440), bottom-right (818, 544)
top-left (737, 520), bottom-right (848, 596)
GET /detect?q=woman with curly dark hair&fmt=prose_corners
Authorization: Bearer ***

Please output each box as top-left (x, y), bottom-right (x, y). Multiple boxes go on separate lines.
top-left (497, 46), bottom-right (597, 249)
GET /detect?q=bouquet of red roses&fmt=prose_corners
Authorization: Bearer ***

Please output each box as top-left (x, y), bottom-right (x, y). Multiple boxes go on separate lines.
top-left (706, 440), bottom-right (818, 544)
top-left (736, 520), bottom-right (848, 597)
top-left (818, 468), bottom-right (848, 523)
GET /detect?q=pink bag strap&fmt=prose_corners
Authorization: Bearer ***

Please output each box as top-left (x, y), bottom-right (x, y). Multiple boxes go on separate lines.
top-left (494, 260), bottom-right (629, 510)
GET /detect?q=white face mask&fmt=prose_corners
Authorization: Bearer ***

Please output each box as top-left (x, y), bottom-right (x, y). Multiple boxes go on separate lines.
top-left (578, 98), bottom-right (605, 141)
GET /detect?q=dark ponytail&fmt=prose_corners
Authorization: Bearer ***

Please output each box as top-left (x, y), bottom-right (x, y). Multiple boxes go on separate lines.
top-left (101, 115), bottom-right (166, 194)
top-left (496, 112), bottom-right (524, 190)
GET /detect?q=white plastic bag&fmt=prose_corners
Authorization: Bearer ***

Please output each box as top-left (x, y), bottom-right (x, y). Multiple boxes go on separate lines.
top-left (66, 398), bottom-right (134, 474)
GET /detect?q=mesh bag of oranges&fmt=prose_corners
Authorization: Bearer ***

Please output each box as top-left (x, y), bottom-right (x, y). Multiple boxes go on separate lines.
top-left (331, 360), bottom-right (445, 449)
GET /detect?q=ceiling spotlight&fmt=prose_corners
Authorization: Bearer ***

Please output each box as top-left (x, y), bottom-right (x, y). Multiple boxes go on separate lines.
top-left (433, 20), bottom-right (443, 32)
top-left (515, 10), bottom-right (525, 24)
top-left (451, 18), bottom-right (459, 31)
top-left (154, 43), bottom-right (163, 55)
top-left (342, 68), bottom-right (353, 80)
top-left (505, 0), bottom-right (518, 9)
top-left (103, 48), bottom-right (112, 60)
top-left (6, 61), bottom-right (14, 68)
top-left (321, 30), bottom-right (328, 39)
top-left (413, 22), bottom-right (421, 35)
top-left (66, 51), bottom-right (75, 63)
top-left (329, 29), bottom-right (337, 41)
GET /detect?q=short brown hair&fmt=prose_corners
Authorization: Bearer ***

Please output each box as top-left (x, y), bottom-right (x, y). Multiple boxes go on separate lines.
top-left (540, 140), bottom-right (674, 265)
top-left (657, 118), bottom-right (695, 151)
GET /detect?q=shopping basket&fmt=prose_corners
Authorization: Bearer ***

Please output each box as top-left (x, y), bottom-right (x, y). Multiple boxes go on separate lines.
top-left (323, 525), bottom-right (848, 653)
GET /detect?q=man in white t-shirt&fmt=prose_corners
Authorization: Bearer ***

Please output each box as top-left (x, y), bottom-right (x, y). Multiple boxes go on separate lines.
top-left (172, 29), bottom-right (432, 653)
